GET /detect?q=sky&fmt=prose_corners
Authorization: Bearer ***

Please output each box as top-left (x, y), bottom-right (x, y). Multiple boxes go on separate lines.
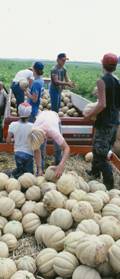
top-left (0, 0), bottom-right (120, 62)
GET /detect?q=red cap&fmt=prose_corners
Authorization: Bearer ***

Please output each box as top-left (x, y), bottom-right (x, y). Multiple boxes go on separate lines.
top-left (102, 53), bottom-right (118, 65)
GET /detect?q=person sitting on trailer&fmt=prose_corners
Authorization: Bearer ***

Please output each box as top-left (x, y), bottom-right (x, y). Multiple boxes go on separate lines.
top-left (0, 81), bottom-right (8, 142)
top-left (84, 53), bottom-right (120, 189)
top-left (25, 61), bottom-right (44, 123)
top-left (28, 110), bottom-right (70, 177)
top-left (11, 68), bottom-right (34, 112)
top-left (49, 53), bottom-right (74, 112)
top-left (6, 102), bottom-right (40, 178)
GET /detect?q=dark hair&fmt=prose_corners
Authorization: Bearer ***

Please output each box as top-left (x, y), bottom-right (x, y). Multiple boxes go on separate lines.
top-left (33, 67), bottom-right (43, 76)
top-left (103, 64), bottom-right (117, 72)
top-left (20, 117), bottom-right (29, 122)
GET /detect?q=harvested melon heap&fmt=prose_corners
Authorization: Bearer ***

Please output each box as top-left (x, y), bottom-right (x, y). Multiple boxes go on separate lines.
top-left (10, 90), bottom-right (81, 117)
top-left (0, 168), bottom-right (120, 279)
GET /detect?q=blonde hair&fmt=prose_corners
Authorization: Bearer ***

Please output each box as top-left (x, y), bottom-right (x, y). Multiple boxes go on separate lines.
top-left (29, 128), bottom-right (45, 150)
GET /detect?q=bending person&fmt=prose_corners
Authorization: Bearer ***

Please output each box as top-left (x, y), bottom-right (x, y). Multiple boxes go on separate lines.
top-left (11, 68), bottom-right (34, 111)
top-left (29, 110), bottom-right (70, 177)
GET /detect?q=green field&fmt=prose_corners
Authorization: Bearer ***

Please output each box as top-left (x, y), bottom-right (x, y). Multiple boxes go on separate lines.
top-left (0, 59), bottom-right (120, 101)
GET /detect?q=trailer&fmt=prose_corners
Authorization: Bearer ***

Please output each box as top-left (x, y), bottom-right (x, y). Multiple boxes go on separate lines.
top-left (1, 85), bottom-right (120, 171)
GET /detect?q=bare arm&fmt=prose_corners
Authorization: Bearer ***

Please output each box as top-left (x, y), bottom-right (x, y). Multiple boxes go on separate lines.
top-left (52, 73), bottom-right (74, 88)
top-left (25, 90), bottom-right (38, 103)
top-left (64, 72), bottom-right (70, 82)
top-left (6, 132), bottom-right (13, 143)
top-left (34, 149), bottom-right (43, 176)
top-left (55, 141), bottom-right (70, 177)
top-left (52, 74), bottom-right (69, 86)
top-left (84, 79), bottom-right (106, 119)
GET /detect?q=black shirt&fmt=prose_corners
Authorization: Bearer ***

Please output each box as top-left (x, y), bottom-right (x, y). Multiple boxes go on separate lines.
top-left (95, 73), bottom-right (120, 128)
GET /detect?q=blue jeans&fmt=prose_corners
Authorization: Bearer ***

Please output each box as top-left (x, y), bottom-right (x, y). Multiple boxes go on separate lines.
top-left (40, 140), bottom-right (62, 171)
top-left (13, 152), bottom-right (33, 178)
top-left (49, 86), bottom-right (61, 112)
top-left (11, 82), bottom-right (24, 111)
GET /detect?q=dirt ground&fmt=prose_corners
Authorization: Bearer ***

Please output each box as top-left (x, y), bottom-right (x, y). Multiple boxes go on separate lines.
top-left (0, 152), bottom-right (120, 188)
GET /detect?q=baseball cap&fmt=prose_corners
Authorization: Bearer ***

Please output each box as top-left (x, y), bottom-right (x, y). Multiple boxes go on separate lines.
top-left (57, 53), bottom-right (69, 60)
top-left (33, 61), bottom-right (44, 71)
top-left (18, 102), bottom-right (32, 118)
top-left (102, 53), bottom-right (118, 65)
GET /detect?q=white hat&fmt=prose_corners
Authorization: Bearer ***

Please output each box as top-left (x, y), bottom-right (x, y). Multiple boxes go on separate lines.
top-left (18, 102), bottom-right (32, 118)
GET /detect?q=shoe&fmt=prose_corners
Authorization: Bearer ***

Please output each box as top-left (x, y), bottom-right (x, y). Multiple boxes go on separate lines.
top-left (86, 169), bottom-right (101, 179)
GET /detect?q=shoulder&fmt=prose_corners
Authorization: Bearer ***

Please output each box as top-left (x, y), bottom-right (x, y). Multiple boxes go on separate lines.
top-left (25, 122), bottom-right (33, 131)
top-left (63, 67), bottom-right (67, 73)
top-left (31, 79), bottom-right (42, 90)
top-left (51, 65), bottom-right (57, 71)
top-left (9, 121), bottom-right (18, 127)
top-left (27, 122), bottom-right (33, 128)
top-left (33, 78), bottom-right (43, 85)
top-left (97, 78), bottom-right (105, 88)
top-left (8, 121), bottom-right (18, 132)
top-left (51, 65), bottom-right (58, 74)
top-left (102, 73), bottom-right (115, 87)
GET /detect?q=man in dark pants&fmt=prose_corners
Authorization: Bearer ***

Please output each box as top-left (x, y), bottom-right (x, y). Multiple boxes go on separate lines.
top-left (49, 53), bottom-right (74, 165)
top-left (49, 53), bottom-right (74, 112)
top-left (85, 53), bottom-right (120, 189)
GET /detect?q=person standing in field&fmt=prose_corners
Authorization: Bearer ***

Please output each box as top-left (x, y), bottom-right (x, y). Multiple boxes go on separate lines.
top-left (84, 53), bottom-right (120, 189)
top-left (28, 110), bottom-right (70, 177)
top-left (49, 53), bottom-right (74, 112)
top-left (25, 61), bottom-right (44, 122)
top-left (11, 68), bottom-right (34, 111)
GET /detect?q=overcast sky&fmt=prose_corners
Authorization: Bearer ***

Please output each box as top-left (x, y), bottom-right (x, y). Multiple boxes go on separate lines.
top-left (0, 0), bottom-right (120, 62)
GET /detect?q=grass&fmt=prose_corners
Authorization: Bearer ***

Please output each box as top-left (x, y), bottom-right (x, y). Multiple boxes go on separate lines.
top-left (0, 59), bottom-right (120, 101)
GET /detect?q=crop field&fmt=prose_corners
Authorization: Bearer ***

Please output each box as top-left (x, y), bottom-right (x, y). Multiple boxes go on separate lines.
top-left (1, 59), bottom-right (120, 101)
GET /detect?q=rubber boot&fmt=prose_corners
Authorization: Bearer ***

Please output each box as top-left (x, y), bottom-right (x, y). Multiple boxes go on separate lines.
top-left (103, 174), bottom-right (114, 190)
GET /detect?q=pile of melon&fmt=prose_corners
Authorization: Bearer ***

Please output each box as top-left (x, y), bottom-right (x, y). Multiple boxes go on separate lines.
top-left (0, 169), bottom-right (120, 279)
top-left (10, 90), bottom-right (81, 118)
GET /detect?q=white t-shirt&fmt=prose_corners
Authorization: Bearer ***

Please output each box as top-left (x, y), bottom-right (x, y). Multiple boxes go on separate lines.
top-left (8, 121), bottom-right (33, 155)
top-left (13, 69), bottom-right (33, 82)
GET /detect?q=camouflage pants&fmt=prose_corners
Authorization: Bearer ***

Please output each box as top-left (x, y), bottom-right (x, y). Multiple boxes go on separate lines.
top-left (92, 126), bottom-right (118, 188)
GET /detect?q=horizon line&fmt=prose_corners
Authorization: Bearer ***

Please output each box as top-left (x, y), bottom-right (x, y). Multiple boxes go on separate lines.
top-left (0, 57), bottom-right (100, 63)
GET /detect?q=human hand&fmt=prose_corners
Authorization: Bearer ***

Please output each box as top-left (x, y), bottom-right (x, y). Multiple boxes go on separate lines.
top-left (83, 114), bottom-right (91, 121)
top-left (67, 81), bottom-right (75, 88)
top-left (55, 163), bottom-right (64, 178)
top-left (36, 168), bottom-right (44, 176)
top-left (83, 114), bottom-right (96, 121)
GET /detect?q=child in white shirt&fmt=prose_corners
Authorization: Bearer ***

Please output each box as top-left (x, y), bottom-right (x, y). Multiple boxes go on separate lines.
top-left (7, 103), bottom-right (35, 178)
